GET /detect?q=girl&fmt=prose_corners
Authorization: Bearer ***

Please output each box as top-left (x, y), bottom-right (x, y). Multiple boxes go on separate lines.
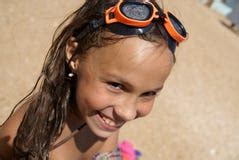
top-left (0, 0), bottom-right (187, 159)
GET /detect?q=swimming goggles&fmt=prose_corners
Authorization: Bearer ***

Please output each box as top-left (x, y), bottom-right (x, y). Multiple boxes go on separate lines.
top-left (105, 0), bottom-right (187, 43)
top-left (74, 0), bottom-right (188, 51)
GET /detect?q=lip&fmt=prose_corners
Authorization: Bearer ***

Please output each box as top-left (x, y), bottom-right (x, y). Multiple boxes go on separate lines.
top-left (96, 111), bottom-right (123, 132)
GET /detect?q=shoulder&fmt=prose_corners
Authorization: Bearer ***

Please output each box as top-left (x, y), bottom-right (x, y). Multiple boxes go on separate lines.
top-left (0, 100), bottom-right (31, 159)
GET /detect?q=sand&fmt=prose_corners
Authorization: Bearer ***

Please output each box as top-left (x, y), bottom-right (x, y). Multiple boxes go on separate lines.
top-left (0, 0), bottom-right (239, 159)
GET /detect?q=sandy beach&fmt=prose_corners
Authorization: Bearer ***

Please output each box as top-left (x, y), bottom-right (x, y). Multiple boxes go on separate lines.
top-left (0, 0), bottom-right (239, 159)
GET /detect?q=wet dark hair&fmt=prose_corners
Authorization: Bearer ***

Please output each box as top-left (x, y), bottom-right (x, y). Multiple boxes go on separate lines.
top-left (3, 0), bottom-right (175, 159)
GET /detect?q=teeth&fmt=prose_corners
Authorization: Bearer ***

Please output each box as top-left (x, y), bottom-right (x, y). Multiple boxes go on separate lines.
top-left (101, 114), bottom-right (116, 127)
top-left (109, 120), bottom-right (116, 126)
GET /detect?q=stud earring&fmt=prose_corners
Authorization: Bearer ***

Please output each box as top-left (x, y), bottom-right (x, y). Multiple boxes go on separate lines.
top-left (68, 73), bottom-right (75, 78)
top-left (66, 72), bottom-right (76, 81)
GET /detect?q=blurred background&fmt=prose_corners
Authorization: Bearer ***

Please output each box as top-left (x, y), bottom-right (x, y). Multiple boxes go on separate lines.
top-left (0, 0), bottom-right (239, 159)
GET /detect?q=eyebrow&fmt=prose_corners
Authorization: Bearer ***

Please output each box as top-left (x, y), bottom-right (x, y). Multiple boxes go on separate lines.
top-left (103, 73), bottom-right (164, 92)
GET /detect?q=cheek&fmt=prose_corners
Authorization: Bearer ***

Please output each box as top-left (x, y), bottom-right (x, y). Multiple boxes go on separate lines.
top-left (137, 100), bottom-right (155, 117)
top-left (76, 82), bottom-right (113, 111)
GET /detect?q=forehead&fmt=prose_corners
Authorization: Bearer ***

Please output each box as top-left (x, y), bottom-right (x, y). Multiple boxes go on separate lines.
top-left (86, 37), bottom-right (174, 71)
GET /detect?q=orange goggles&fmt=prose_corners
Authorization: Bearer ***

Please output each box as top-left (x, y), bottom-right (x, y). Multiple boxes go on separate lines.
top-left (105, 0), bottom-right (187, 43)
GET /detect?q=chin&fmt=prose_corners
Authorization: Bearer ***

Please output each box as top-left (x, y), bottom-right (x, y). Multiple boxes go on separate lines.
top-left (92, 128), bottom-right (116, 139)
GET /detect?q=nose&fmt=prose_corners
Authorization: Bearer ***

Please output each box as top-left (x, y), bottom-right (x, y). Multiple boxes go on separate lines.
top-left (113, 97), bottom-right (138, 121)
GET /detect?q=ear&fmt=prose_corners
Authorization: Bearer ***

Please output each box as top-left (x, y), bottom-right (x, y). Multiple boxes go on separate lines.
top-left (66, 37), bottom-right (79, 72)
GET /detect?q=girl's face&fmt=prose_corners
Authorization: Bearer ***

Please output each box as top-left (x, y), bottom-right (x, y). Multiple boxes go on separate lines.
top-left (73, 37), bottom-right (174, 138)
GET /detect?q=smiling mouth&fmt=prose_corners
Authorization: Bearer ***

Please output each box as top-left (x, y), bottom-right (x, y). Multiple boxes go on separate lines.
top-left (97, 111), bottom-right (124, 128)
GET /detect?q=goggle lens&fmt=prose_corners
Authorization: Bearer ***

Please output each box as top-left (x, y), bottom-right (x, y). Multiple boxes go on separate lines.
top-left (121, 2), bottom-right (152, 21)
top-left (168, 12), bottom-right (187, 38)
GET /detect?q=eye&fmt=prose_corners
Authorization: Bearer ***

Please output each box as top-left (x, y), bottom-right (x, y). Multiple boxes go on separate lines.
top-left (107, 82), bottom-right (124, 90)
top-left (142, 91), bottom-right (157, 97)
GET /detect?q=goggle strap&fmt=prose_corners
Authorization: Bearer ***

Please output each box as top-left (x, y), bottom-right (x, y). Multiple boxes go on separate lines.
top-left (74, 18), bottom-right (177, 53)
top-left (75, 18), bottom-right (105, 41)
top-left (90, 18), bottom-right (105, 30)
top-left (156, 22), bottom-right (176, 53)
top-left (157, 11), bottom-right (166, 19)
top-left (107, 23), bottom-right (154, 35)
